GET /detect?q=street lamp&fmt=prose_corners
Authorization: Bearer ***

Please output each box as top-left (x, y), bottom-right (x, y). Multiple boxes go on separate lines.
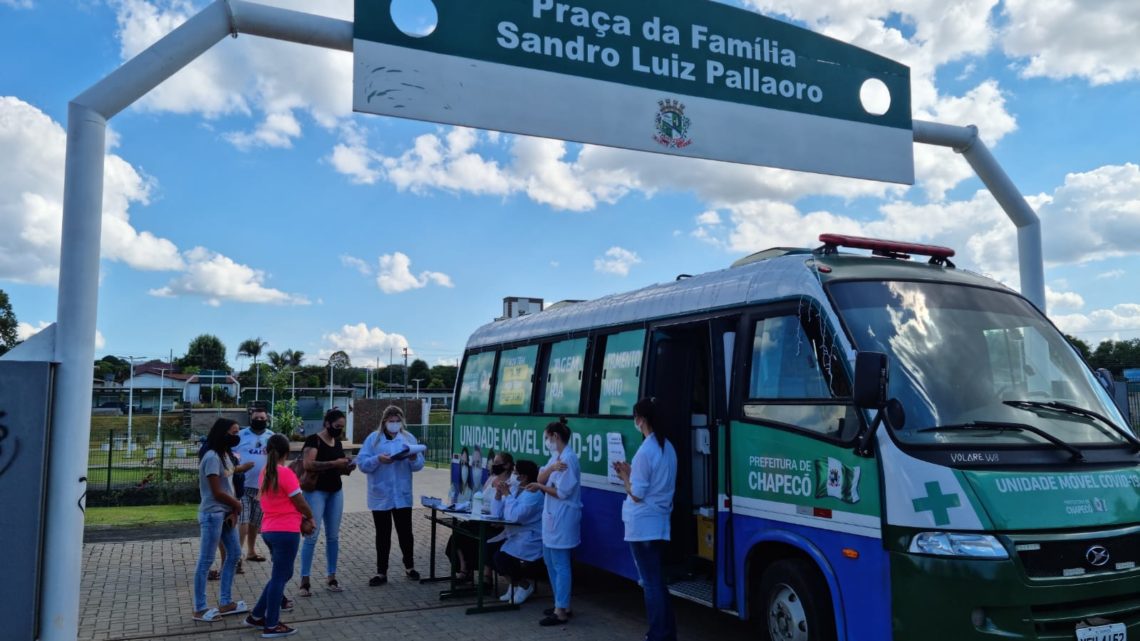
top-left (321, 357), bottom-right (334, 409)
top-left (412, 378), bottom-right (424, 399)
top-left (119, 355), bottom-right (146, 456)
top-left (157, 367), bottom-right (170, 448)
top-left (290, 370), bottom-right (298, 399)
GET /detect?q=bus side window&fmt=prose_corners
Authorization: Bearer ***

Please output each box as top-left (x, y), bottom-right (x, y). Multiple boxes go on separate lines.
top-left (539, 338), bottom-right (588, 415)
top-left (594, 329), bottom-right (646, 416)
top-left (456, 351), bottom-right (498, 413)
top-left (492, 345), bottom-right (539, 413)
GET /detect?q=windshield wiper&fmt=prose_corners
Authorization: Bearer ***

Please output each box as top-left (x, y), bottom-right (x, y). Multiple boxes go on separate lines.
top-left (1004, 400), bottom-right (1140, 452)
top-left (916, 421), bottom-right (1085, 462)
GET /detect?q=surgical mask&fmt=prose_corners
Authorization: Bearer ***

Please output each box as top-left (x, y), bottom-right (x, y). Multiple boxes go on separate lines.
top-left (491, 464), bottom-right (506, 475)
top-left (544, 437), bottom-right (555, 453)
top-left (250, 419), bottom-right (268, 433)
top-left (385, 421), bottom-right (402, 434)
top-left (327, 426), bottom-right (343, 438)
top-left (226, 434), bottom-right (241, 448)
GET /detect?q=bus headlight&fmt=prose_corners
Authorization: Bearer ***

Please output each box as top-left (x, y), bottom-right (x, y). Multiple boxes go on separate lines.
top-left (908, 532), bottom-right (1008, 559)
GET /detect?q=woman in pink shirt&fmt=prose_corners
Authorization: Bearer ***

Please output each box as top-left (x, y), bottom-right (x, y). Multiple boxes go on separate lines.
top-left (243, 434), bottom-right (314, 638)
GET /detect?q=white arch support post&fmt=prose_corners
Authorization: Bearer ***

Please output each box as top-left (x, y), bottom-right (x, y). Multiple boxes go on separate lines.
top-left (40, 3), bottom-right (1043, 640)
top-left (43, 3), bottom-right (350, 640)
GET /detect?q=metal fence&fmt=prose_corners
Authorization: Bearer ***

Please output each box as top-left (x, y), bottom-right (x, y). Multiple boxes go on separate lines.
top-left (1128, 382), bottom-right (1140, 430)
top-left (87, 423), bottom-right (452, 506)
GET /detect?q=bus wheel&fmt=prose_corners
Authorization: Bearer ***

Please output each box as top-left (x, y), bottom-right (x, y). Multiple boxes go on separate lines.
top-left (756, 559), bottom-right (836, 641)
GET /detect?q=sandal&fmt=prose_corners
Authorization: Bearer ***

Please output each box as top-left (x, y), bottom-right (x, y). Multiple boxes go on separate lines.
top-left (192, 608), bottom-right (221, 622)
top-left (368, 574), bottom-right (387, 587)
top-left (327, 578), bottom-right (343, 593)
top-left (246, 554), bottom-right (267, 562)
top-left (207, 569), bottom-right (220, 581)
top-left (298, 581), bottom-right (312, 598)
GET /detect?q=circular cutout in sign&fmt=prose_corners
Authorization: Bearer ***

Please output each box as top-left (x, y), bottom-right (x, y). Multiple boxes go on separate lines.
top-left (390, 0), bottom-right (438, 38)
top-left (859, 78), bottom-right (891, 116)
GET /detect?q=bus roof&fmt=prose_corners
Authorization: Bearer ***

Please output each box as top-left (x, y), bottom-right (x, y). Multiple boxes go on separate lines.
top-left (465, 249), bottom-right (1015, 351)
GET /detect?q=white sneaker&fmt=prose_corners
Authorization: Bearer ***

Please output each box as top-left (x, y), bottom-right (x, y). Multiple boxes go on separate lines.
top-left (511, 582), bottom-right (535, 604)
top-left (499, 586), bottom-right (514, 602)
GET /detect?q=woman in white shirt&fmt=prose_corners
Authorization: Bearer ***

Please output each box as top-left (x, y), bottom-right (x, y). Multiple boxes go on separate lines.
top-left (614, 398), bottom-right (678, 641)
top-left (527, 417), bottom-right (581, 626)
top-left (491, 459), bottom-right (544, 605)
top-left (357, 405), bottom-right (425, 586)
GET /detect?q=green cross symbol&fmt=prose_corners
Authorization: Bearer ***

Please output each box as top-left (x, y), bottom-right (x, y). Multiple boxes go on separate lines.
top-left (912, 481), bottom-right (961, 526)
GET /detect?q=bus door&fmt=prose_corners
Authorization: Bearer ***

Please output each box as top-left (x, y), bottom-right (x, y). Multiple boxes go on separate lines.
top-left (647, 321), bottom-right (716, 577)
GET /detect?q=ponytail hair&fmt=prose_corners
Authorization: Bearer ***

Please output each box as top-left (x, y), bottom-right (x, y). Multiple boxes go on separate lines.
top-left (544, 416), bottom-right (571, 445)
top-left (261, 433), bottom-right (291, 494)
top-left (634, 397), bottom-right (666, 448)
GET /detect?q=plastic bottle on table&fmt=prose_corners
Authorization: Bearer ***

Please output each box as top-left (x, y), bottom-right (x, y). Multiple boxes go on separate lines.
top-left (470, 491), bottom-right (483, 520)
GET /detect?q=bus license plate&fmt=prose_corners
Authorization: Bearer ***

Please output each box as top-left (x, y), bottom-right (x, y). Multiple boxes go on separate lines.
top-left (1077, 623), bottom-right (1126, 641)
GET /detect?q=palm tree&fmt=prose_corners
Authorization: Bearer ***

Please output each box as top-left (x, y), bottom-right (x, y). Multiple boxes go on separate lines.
top-left (286, 349), bottom-right (305, 368)
top-left (238, 337), bottom-right (268, 400)
top-left (267, 350), bottom-right (287, 370)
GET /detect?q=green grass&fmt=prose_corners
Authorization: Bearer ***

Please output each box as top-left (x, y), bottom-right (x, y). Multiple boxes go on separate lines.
top-left (85, 504), bottom-right (198, 528)
top-left (87, 467), bottom-right (198, 486)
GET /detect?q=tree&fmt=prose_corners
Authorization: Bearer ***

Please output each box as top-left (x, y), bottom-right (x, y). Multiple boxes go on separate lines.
top-left (238, 337), bottom-right (268, 368)
top-left (0, 289), bottom-right (18, 356)
top-left (94, 355), bottom-right (131, 382)
top-left (430, 364), bottom-right (458, 389)
top-left (267, 348), bottom-right (305, 371)
top-left (267, 350), bottom-right (287, 370)
top-left (1089, 339), bottom-right (1140, 376)
top-left (1065, 334), bottom-right (1092, 362)
top-left (328, 350), bottom-right (351, 369)
top-left (408, 358), bottom-right (431, 385)
top-left (179, 334), bottom-right (228, 371)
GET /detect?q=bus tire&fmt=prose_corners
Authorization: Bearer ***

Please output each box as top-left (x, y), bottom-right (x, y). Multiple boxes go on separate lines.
top-left (755, 558), bottom-right (836, 641)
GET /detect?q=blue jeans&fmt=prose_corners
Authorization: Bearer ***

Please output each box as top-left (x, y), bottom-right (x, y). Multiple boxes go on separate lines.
top-left (193, 511), bottom-right (241, 612)
top-left (630, 540), bottom-right (677, 641)
top-left (252, 531), bottom-right (299, 627)
top-left (543, 546), bottom-right (573, 610)
top-left (300, 489), bottom-right (343, 578)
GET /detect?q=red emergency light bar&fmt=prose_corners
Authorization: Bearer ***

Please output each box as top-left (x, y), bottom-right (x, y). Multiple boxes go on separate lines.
top-left (817, 233), bottom-right (956, 267)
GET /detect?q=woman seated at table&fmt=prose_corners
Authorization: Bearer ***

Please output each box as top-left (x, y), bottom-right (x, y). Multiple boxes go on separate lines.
top-left (491, 459), bottom-right (545, 605)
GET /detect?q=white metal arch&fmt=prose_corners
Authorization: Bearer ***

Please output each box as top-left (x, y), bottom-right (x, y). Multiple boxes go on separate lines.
top-left (30, 2), bottom-right (1044, 639)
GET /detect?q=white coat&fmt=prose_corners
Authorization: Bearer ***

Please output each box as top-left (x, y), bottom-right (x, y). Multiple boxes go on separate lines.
top-left (358, 429), bottom-right (425, 511)
top-left (540, 446), bottom-right (582, 549)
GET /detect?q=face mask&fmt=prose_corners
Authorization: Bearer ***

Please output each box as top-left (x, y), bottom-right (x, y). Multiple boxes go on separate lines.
top-left (226, 434), bottom-right (241, 448)
top-left (327, 426), bottom-right (343, 438)
top-left (385, 421), bottom-right (402, 434)
top-left (250, 419), bottom-right (268, 432)
top-left (491, 464), bottom-right (506, 475)
top-left (544, 437), bottom-right (555, 453)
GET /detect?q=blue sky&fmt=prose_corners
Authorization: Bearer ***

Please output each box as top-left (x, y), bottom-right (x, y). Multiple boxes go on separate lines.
top-left (2, 0), bottom-right (1139, 369)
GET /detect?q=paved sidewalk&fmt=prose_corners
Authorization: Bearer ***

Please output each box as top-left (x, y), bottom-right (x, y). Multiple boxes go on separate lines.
top-left (79, 468), bottom-right (753, 641)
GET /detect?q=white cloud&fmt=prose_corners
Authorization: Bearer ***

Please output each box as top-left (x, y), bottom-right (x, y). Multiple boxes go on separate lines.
top-left (1097, 269), bottom-right (1126, 280)
top-left (320, 323), bottom-right (410, 362)
top-left (0, 97), bottom-right (184, 285)
top-left (17, 321), bottom-right (105, 350)
top-left (696, 210), bottom-right (722, 226)
top-left (594, 247), bottom-right (642, 277)
top-left (375, 252), bottom-right (454, 294)
top-left (1046, 287), bottom-right (1085, 313)
top-left (1, 0), bottom-right (34, 8)
top-left (1053, 304), bottom-right (1140, 343)
top-left (113, 0), bottom-right (353, 149)
top-left (340, 254), bottom-right (372, 276)
top-left (149, 247), bottom-right (310, 306)
top-left (1037, 164), bottom-right (1140, 265)
top-left (1002, 0), bottom-right (1140, 85)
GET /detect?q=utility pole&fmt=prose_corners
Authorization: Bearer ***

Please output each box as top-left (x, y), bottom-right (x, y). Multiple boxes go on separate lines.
top-left (403, 346), bottom-right (409, 396)
top-left (412, 378), bottom-right (423, 399)
top-left (120, 355), bottom-right (145, 455)
top-left (157, 368), bottom-right (169, 448)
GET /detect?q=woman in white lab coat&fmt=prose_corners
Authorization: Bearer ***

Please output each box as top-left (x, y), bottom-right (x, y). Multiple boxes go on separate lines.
top-left (357, 405), bottom-right (425, 586)
top-left (527, 417), bottom-right (581, 626)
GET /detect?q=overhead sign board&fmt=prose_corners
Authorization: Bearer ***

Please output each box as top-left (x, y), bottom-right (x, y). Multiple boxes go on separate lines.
top-left (354, 0), bottom-right (914, 183)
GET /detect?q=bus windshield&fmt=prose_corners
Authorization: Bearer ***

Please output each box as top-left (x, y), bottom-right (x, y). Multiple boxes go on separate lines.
top-left (830, 280), bottom-right (1131, 447)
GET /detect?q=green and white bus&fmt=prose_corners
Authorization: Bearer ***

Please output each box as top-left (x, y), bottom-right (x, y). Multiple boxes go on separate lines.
top-left (450, 233), bottom-right (1140, 641)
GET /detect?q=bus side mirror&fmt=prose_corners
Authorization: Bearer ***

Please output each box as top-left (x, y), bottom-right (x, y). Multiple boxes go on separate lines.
top-left (853, 352), bottom-right (889, 410)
